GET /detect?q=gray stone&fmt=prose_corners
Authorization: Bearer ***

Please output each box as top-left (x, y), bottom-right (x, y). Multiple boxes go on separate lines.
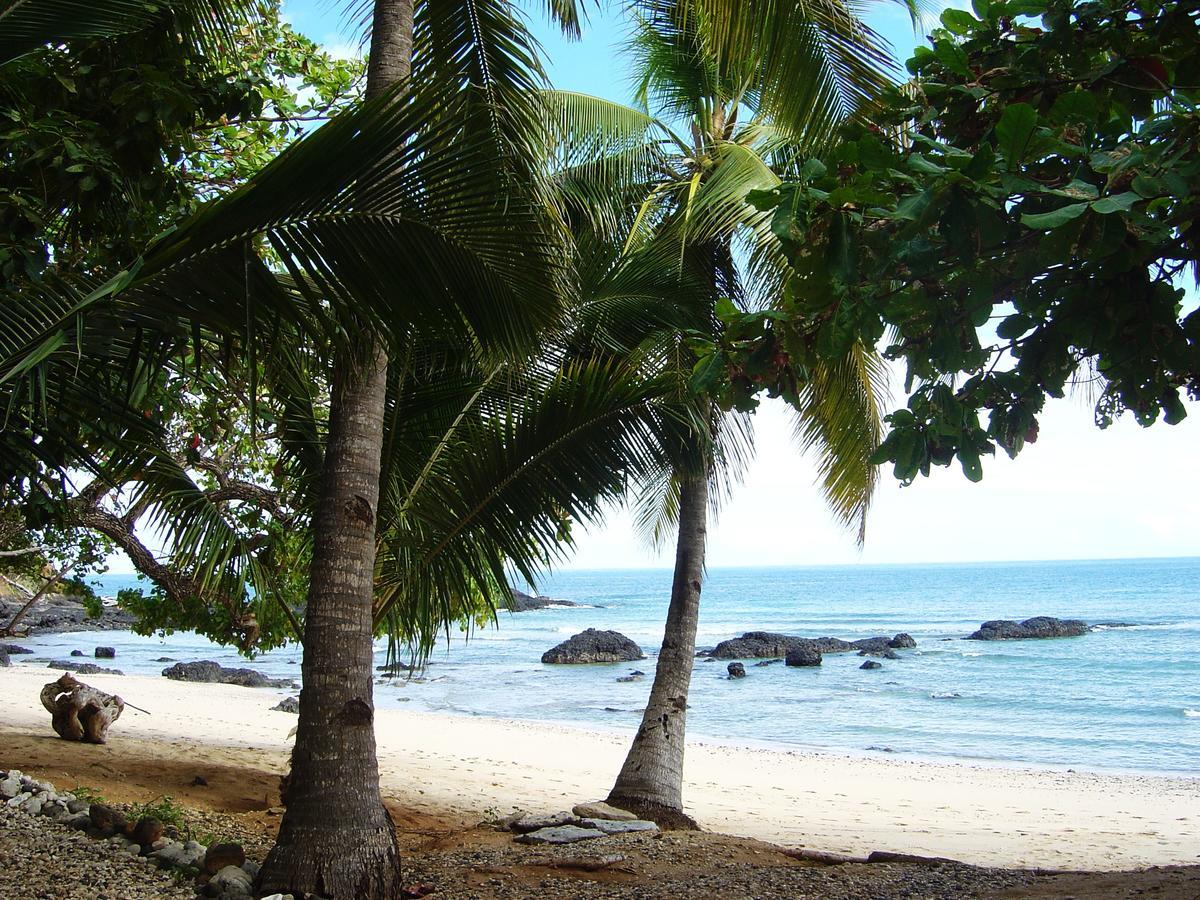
top-left (785, 647), bottom-right (822, 667)
top-left (860, 660), bottom-right (883, 670)
top-left (571, 801), bottom-right (637, 822)
top-left (0, 777), bottom-right (20, 799)
top-left (163, 660), bottom-right (294, 688)
top-left (515, 825), bottom-right (607, 845)
top-left (512, 811), bottom-right (577, 833)
top-left (727, 662), bottom-right (746, 678)
top-left (63, 811), bottom-right (91, 830)
top-left (967, 616), bottom-right (1090, 641)
top-left (271, 696), bottom-right (300, 713)
top-left (66, 798), bottom-right (89, 813)
top-left (578, 817), bottom-right (660, 835)
top-left (44, 660), bottom-right (123, 675)
top-left (19, 797), bottom-right (42, 816)
top-left (209, 864), bottom-right (254, 897)
top-left (541, 629), bottom-right (644, 664)
top-left (149, 840), bottom-right (190, 868)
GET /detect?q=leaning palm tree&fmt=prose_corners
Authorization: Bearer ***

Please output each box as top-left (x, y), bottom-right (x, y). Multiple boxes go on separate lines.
top-left (541, 0), bottom-right (905, 826)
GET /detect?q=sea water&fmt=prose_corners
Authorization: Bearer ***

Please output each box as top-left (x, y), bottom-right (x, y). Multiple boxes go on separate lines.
top-left (14, 557), bottom-right (1200, 775)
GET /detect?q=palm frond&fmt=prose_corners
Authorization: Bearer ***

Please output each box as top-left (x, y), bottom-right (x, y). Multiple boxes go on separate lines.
top-left (0, 0), bottom-right (254, 66)
top-left (788, 341), bottom-right (888, 545)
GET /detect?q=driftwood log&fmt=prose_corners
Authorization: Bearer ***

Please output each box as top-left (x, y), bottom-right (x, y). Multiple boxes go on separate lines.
top-left (40, 672), bottom-right (124, 743)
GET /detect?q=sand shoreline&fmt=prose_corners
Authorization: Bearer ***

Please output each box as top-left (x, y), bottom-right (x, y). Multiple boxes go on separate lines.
top-left (3, 663), bottom-right (1197, 871)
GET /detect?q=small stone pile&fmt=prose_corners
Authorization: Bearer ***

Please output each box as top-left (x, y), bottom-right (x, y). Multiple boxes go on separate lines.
top-left (500, 800), bottom-right (660, 845)
top-left (0, 769), bottom-right (292, 900)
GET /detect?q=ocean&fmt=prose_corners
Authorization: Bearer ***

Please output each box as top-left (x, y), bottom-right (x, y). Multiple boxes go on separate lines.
top-left (16, 557), bottom-right (1200, 775)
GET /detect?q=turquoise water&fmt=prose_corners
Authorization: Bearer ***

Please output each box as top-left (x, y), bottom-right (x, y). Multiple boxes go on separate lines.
top-left (17, 557), bottom-right (1200, 774)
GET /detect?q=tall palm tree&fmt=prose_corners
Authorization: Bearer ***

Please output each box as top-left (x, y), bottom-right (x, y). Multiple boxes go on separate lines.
top-left (542, 0), bottom-right (905, 826)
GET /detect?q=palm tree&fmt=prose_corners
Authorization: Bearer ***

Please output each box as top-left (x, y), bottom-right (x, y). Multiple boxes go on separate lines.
top-left (541, 0), bottom-right (905, 826)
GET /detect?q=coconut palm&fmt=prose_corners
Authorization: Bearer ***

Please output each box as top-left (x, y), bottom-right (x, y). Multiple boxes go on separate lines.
top-left (540, 0), bottom-right (905, 826)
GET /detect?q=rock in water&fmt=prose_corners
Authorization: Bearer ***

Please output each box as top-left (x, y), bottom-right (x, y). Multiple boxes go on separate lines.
top-left (727, 662), bottom-right (746, 679)
top-left (507, 589), bottom-right (581, 611)
top-left (785, 647), bottom-right (822, 667)
top-left (541, 629), bottom-right (644, 664)
top-left (161, 660), bottom-right (294, 688)
top-left (94, 646), bottom-right (116, 658)
top-left (889, 632), bottom-right (917, 649)
top-left (860, 660), bottom-right (883, 670)
top-left (967, 617), bottom-right (1090, 640)
top-left (571, 801), bottom-right (638, 822)
top-left (515, 825), bottom-right (607, 845)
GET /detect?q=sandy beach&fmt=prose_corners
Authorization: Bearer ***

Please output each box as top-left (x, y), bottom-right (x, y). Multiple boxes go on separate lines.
top-left (3, 663), bottom-right (1197, 873)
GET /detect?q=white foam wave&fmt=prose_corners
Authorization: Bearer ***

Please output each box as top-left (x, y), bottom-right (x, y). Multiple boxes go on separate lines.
top-left (1184, 709), bottom-right (1200, 718)
top-left (930, 691), bottom-right (963, 700)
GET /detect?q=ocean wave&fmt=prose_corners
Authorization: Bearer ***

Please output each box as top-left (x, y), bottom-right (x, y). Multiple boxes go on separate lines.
top-left (930, 691), bottom-right (963, 700)
top-left (1184, 709), bottom-right (1200, 718)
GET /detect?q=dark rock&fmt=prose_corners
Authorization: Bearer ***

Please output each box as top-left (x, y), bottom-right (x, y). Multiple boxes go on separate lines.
top-left (967, 616), bottom-right (1090, 641)
top-left (541, 629), bottom-right (644, 664)
top-left (88, 804), bottom-right (126, 837)
top-left (3, 643), bottom-right (34, 654)
top-left (161, 660), bottom-right (294, 688)
top-left (202, 842), bottom-right (246, 875)
top-left (153, 657), bottom-right (175, 662)
top-left (860, 660), bottom-right (883, 670)
top-left (507, 589), bottom-right (580, 612)
top-left (754, 658), bottom-right (782, 667)
top-left (857, 648), bottom-right (900, 660)
top-left (70, 649), bottom-right (84, 657)
top-left (727, 662), bottom-right (746, 679)
top-left (889, 632), bottom-right (917, 649)
top-left (849, 636), bottom-right (900, 653)
top-left (0, 593), bottom-right (136, 635)
top-left (271, 696), bottom-right (300, 714)
top-left (711, 631), bottom-right (870, 659)
top-left (784, 647), bottom-right (822, 667)
top-left (94, 646), bottom-right (116, 659)
top-left (46, 660), bottom-right (123, 675)
top-left (615, 673), bottom-right (643, 683)
top-left (191, 775), bottom-right (208, 787)
top-left (130, 816), bottom-right (164, 849)
top-left (515, 825), bottom-right (605, 845)
top-left (0, 645), bottom-right (7, 667)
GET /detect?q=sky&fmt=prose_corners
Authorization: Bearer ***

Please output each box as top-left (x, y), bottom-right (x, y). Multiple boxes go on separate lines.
top-left (111, 2), bottom-right (1200, 572)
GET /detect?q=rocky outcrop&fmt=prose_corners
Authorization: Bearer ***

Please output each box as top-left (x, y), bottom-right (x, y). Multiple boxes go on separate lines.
top-left (541, 629), bottom-right (644, 664)
top-left (967, 617), bottom-right (1089, 641)
top-left (712, 631), bottom-right (917, 659)
top-left (45, 660), bottom-right (123, 676)
top-left (506, 589), bottom-right (581, 612)
top-left (784, 647), bottom-right (822, 667)
top-left (889, 632), bottom-right (917, 649)
top-left (161, 660), bottom-right (295, 688)
top-left (0, 593), bottom-right (136, 635)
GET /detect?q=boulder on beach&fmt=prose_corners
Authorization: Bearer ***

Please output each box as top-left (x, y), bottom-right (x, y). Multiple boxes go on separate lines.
top-left (967, 617), bottom-right (1090, 641)
top-left (541, 629), bottom-right (644, 664)
top-left (0, 645), bottom-right (8, 667)
top-left (271, 696), bottom-right (300, 714)
top-left (785, 647), bottom-right (822, 667)
top-left (46, 660), bottom-right (123, 676)
top-left (161, 660), bottom-right (294, 688)
top-left (506, 589), bottom-right (581, 612)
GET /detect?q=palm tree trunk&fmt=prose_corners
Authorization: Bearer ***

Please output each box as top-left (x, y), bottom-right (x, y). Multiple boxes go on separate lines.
top-left (607, 468), bottom-right (708, 829)
top-left (258, 1), bottom-right (413, 896)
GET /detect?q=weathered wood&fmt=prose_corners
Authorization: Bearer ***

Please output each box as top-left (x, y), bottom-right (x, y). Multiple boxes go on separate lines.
top-left (39, 672), bottom-right (124, 743)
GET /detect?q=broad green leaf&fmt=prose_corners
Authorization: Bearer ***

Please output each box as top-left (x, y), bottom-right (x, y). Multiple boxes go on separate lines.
top-left (995, 103), bottom-right (1037, 170)
top-left (1091, 192), bottom-right (1140, 214)
top-left (1020, 202), bottom-right (1089, 229)
top-left (941, 9), bottom-right (977, 34)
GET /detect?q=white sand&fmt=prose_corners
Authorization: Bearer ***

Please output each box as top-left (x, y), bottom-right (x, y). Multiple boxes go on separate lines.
top-left (3, 663), bottom-right (1197, 870)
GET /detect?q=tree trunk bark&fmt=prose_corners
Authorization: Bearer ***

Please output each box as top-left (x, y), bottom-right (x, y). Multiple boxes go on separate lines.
top-left (258, 1), bottom-right (413, 897)
top-left (606, 469), bottom-right (708, 829)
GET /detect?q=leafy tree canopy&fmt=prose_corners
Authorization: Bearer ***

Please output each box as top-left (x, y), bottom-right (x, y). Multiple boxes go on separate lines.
top-left (708, 0), bottom-right (1199, 483)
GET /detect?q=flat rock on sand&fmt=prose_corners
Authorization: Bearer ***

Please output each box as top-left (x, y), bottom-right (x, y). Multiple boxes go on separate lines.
top-left (572, 801), bottom-right (638, 821)
top-left (515, 824), bottom-right (607, 845)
